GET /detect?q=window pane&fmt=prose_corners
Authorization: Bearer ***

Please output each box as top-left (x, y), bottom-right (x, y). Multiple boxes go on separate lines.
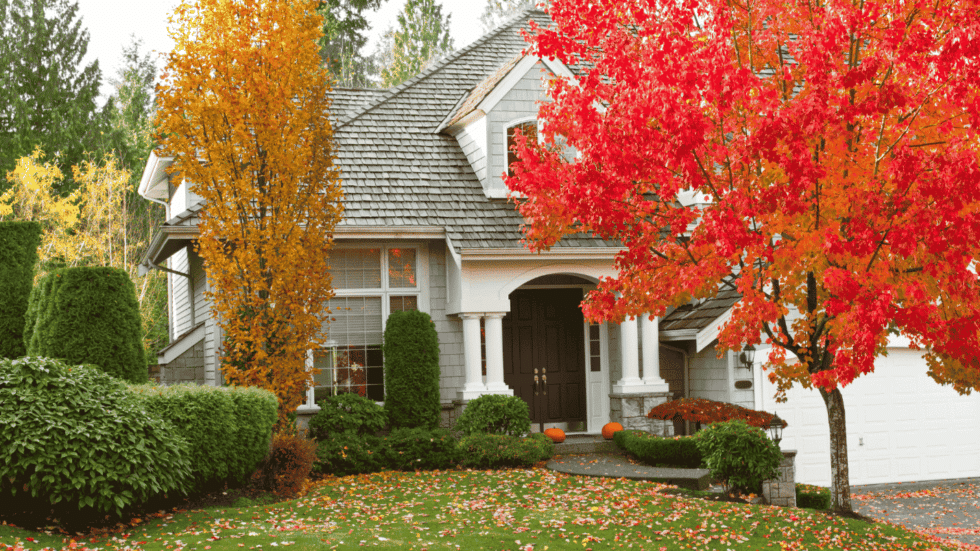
top-left (507, 121), bottom-right (537, 176)
top-left (322, 297), bottom-right (383, 346)
top-left (390, 295), bottom-right (418, 312)
top-left (387, 248), bottom-right (417, 288)
top-left (312, 345), bottom-right (384, 402)
top-left (330, 248), bottom-right (381, 289)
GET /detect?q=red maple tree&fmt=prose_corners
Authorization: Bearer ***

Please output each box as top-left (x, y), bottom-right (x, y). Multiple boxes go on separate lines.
top-left (508, 0), bottom-right (980, 512)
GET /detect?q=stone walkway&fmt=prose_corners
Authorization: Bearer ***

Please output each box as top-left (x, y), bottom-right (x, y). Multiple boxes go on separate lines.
top-left (546, 453), bottom-right (711, 490)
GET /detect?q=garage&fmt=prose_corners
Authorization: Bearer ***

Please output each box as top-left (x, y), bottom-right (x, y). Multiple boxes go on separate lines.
top-left (754, 348), bottom-right (980, 486)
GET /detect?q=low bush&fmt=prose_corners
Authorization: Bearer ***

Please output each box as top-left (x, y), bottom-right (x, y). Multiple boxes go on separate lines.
top-left (694, 419), bottom-right (783, 495)
top-left (384, 428), bottom-right (459, 471)
top-left (0, 357), bottom-right (190, 515)
top-left (252, 431), bottom-right (318, 496)
top-left (455, 394), bottom-right (531, 437)
top-left (307, 392), bottom-right (387, 440)
top-left (613, 430), bottom-right (703, 468)
top-left (313, 431), bottom-right (386, 477)
top-left (457, 433), bottom-right (553, 469)
top-left (383, 310), bottom-right (441, 429)
top-left (130, 383), bottom-right (278, 491)
top-left (797, 483), bottom-right (831, 510)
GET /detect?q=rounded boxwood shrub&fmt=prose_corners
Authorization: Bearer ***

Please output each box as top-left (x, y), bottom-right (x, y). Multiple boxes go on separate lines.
top-left (0, 221), bottom-right (42, 359)
top-left (694, 419), bottom-right (783, 494)
top-left (382, 310), bottom-right (440, 429)
top-left (455, 394), bottom-right (531, 437)
top-left (130, 383), bottom-right (278, 491)
top-left (26, 267), bottom-right (146, 383)
top-left (308, 392), bottom-right (387, 440)
top-left (0, 357), bottom-right (191, 515)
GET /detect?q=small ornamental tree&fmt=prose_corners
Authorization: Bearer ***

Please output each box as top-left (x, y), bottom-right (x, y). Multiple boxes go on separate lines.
top-left (510, 0), bottom-right (980, 513)
top-left (0, 221), bottom-right (41, 359)
top-left (26, 267), bottom-right (147, 383)
top-left (156, 0), bottom-right (343, 423)
top-left (383, 310), bottom-right (441, 429)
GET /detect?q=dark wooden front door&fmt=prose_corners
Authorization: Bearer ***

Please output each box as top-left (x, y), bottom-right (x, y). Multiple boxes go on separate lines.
top-left (503, 289), bottom-right (587, 427)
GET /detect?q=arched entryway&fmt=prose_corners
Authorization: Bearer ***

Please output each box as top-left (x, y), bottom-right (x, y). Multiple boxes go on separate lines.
top-left (503, 275), bottom-right (593, 432)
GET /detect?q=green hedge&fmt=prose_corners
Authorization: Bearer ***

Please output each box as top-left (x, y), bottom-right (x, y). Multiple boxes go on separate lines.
top-left (384, 427), bottom-right (459, 471)
top-left (0, 357), bottom-right (190, 515)
top-left (307, 392), bottom-right (387, 439)
top-left (454, 394), bottom-right (531, 437)
top-left (130, 383), bottom-right (278, 491)
top-left (613, 430), bottom-right (704, 468)
top-left (0, 221), bottom-right (42, 359)
top-left (457, 433), bottom-right (554, 469)
top-left (796, 484), bottom-right (831, 510)
top-left (383, 310), bottom-right (440, 429)
top-left (26, 267), bottom-right (146, 382)
top-left (313, 431), bottom-right (386, 477)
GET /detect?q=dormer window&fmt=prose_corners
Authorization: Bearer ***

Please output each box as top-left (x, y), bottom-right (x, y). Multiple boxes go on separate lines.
top-left (507, 119), bottom-right (538, 177)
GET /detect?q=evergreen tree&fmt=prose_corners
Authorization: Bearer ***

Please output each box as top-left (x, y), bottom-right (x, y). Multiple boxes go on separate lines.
top-left (100, 36), bottom-right (157, 175)
top-left (376, 0), bottom-right (454, 88)
top-left (479, 0), bottom-right (533, 33)
top-left (0, 0), bottom-right (102, 195)
top-left (317, 0), bottom-right (388, 88)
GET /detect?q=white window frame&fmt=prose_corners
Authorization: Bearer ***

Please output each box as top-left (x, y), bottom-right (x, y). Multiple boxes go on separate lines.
top-left (300, 243), bottom-right (429, 410)
top-left (503, 116), bottom-right (542, 178)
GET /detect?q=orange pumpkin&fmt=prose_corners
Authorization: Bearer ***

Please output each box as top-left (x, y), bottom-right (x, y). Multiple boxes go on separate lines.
top-left (543, 427), bottom-right (566, 443)
top-left (602, 422), bottom-right (624, 440)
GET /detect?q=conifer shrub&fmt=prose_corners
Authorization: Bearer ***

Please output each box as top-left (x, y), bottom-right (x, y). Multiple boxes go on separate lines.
top-left (0, 357), bottom-right (190, 516)
top-left (0, 221), bottom-right (42, 359)
top-left (454, 394), bottom-right (531, 437)
top-left (252, 430), bottom-right (318, 497)
top-left (26, 267), bottom-right (146, 383)
top-left (307, 392), bottom-right (387, 440)
top-left (130, 383), bottom-right (278, 491)
top-left (383, 427), bottom-right (459, 471)
top-left (694, 419), bottom-right (783, 495)
top-left (382, 310), bottom-right (440, 429)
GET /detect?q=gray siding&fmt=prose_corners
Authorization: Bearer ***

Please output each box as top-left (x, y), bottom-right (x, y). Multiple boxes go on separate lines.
top-left (161, 337), bottom-right (206, 384)
top-left (456, 119), bottom-right (487, 190)
top-left (486, 61), bottom-right (551, 196)
top-left (169, 247), bottom-right (193, 337)
top-left (689, 342), bottom-right (731, 403)
top-left (429, 240), bottom-right (464, 401)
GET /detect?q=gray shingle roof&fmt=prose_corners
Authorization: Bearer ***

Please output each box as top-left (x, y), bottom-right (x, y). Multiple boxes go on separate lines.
top-left (333, 8), bottom-right (612, 252)
top-left (660, 289), bottom-right (741, 332)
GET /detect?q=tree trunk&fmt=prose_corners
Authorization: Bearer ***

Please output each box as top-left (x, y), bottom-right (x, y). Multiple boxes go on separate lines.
top-left (819, 387), bottom-right (852, 513)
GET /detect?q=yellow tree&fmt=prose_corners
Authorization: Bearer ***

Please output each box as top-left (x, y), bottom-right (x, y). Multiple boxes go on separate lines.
top-left (0, 151), bottom-right (168, 355)
top-left (155, 0), bottom-right (343, 422)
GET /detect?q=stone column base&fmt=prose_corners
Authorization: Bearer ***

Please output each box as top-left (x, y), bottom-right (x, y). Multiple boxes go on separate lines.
top-left (762, 449), bottom-right (798, 507)
top-left (609, 392), bottom-right (673, 435)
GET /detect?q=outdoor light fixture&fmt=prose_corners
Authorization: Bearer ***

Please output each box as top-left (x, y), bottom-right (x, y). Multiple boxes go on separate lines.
top-left (768, 413), bottom-right (785, 446)
top-left (738, 344), bottom-right (756, 370)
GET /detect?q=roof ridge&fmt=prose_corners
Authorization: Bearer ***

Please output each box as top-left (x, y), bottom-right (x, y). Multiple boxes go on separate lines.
top-left (337, 6), bottom-right (546, 129)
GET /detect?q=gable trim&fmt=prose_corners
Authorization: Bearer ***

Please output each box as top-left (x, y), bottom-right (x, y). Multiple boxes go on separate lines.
top-left (476, 55), bottom-right (577, 117)
top-left (696, 306), bottom-right (734, 352)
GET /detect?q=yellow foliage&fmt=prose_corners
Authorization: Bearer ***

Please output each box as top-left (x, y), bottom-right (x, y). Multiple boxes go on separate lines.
top-left (156, 0), bottom-right (343, 423)
top-left (0, 149), bottom-right (79, 231)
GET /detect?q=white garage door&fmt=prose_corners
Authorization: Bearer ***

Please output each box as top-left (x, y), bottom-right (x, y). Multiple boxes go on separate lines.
top-left (756, 348), bottom-right (980, 486)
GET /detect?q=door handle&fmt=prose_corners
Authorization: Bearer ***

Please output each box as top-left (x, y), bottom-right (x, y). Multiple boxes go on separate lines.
top-left (541, 374), bottom-right (547, 395)
top-left (534, 374), bottom-right (540, 395)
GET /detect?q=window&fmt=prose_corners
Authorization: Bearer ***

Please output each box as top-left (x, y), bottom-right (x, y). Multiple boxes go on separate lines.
top-left (507, 120), bottom-right (538, 177)
top-left (307, 246), bottom-right (421, 405)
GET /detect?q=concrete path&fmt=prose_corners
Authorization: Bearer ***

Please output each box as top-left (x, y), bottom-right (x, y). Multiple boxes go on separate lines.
top-left (546, 453), bottom-right (711, 490)
top-left (852, 477), bottom-right (980, 549)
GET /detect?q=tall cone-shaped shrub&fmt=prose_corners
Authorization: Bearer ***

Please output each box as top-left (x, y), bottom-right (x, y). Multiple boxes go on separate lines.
top-left (155, 0), bottom-right (343, 423)
top-left (26, 267), bottom-right (146, 382)
top-left (0, 221), bottom-right (41, 358)
top-left (383, 310), bottom-right (440, 429)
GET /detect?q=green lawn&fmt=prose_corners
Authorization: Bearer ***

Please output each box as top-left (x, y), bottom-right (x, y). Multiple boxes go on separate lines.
top-left (0, 468), bottom-right (961, 551)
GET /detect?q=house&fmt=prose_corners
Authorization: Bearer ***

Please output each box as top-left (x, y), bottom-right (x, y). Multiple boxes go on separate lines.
top-left (138, 8), bottom-right (980, 487)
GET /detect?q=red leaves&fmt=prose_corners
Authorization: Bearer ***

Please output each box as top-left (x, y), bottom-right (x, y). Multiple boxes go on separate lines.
top-left (646, 397), bottom-right (784, 429)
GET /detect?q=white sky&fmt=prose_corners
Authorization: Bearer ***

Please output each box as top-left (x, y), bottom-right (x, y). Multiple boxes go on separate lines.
top-left (75, 0), bottom-right (488, 103)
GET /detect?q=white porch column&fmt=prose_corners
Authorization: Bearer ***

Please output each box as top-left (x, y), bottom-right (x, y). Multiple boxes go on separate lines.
top-left (483, 313), bottom-right (513, 394)
top-left (613, 316), bottom-right (645, 393)
top-left (641, 314), bottom-right (670, 391)
top-left (458, 313), bottom-right (487, 400)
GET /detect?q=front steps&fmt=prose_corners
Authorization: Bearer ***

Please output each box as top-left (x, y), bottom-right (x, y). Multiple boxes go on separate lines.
top-left (550, 433), bottom-right (621, 455)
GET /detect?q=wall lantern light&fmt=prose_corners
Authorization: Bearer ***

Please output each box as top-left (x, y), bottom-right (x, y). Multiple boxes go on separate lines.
top-left (738, 344), bottom-right (756, 370)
